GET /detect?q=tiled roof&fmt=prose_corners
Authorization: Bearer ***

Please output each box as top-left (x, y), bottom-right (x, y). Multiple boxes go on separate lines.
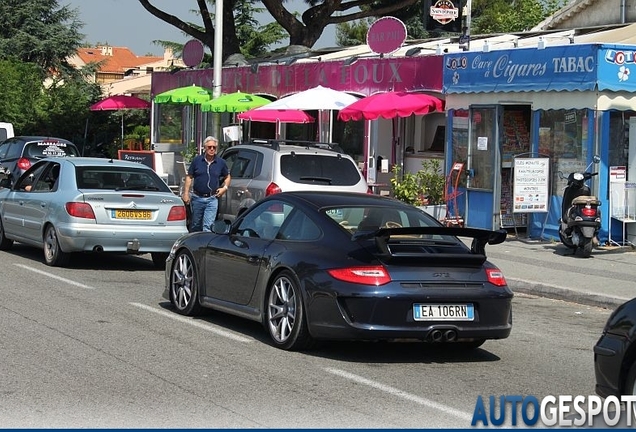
top-left (75, 46), bottom-right (163, 73)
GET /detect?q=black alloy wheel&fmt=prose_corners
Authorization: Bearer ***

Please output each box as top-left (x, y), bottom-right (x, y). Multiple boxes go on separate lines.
top-left (266, 271), bottom-right (312, 351)
top-left (170, 250), bottom-right (200, 316)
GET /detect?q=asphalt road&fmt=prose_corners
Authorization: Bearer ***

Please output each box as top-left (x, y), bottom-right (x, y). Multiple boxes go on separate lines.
top-left (0, 244), bottom-right (613, 428)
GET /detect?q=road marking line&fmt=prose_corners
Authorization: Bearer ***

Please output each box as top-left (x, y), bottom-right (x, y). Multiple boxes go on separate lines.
top-left (15, 263), bottom-right (95, 289)
top-left (325, 367), bottom-right (473, 421)
top-left (130, 302), bottom-right (253, 343)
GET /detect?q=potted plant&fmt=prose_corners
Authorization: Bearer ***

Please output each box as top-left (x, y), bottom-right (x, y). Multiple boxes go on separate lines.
top-left (390, 159), bottom-right (446, 220)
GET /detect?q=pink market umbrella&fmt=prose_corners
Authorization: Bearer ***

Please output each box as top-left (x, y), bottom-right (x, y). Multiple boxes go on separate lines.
top-left (338, 92), bottom-right (444, 121)
top-left (237, 109), bottom-right (315, 124)
top-left (90, 95), bottom-right (151, 146)
top-left (238, 108), bottom-right (315, 140)
top-left (90, 95), bottom-right (151, 111)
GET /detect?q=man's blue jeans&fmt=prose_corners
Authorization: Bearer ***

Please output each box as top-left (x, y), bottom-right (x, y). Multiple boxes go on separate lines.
top-left (190, 194), bottom-right (218, 232)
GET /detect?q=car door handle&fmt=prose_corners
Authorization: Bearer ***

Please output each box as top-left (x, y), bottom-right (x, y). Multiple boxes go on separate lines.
top-left (237, 190), bottom-right (245, 196)
top-left (247, 255), bottom-right (259, 263)
top-left (40, 202), bottom-right (47, 208)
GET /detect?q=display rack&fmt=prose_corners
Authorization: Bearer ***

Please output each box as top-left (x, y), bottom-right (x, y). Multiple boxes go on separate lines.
top-left (500, 168), bottom-right (527, 228)
top-left (609, 181), bottom-right (636, 246)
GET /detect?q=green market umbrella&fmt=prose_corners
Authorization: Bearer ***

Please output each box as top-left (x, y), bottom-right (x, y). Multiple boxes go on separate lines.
top-left (154, 84), bottom-right (214, 104)
top-left (200, 91), bottom-right (271, 113)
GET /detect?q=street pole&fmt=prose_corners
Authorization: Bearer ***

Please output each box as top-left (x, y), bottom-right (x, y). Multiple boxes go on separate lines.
top-left (464, 0), bottom-right (472, 50)
top-left (213, 0), bottom-right (223, 142)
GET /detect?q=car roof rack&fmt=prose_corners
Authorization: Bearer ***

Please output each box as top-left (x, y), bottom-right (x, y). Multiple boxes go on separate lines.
top-left (244, 138), bottom-right (343, 153)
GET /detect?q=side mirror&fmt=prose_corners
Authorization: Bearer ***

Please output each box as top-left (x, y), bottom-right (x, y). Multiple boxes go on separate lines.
top-left (0, 167), bottom-right (12, 188)
top-left (212, 219), bottom-right (231, 235)
top-left (593, 155), bottom-right (601, 164)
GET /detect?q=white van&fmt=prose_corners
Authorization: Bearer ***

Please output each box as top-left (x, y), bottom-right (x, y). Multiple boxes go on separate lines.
top-left (0, 123), bottom-right (14, 141)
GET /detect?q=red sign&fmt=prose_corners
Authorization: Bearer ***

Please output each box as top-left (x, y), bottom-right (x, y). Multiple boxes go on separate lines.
top-left (151, 56), bottom-right (444, 98)
top-left (182, 39), bottom-right (204, 68)
top-left (366, 17), bottom-right (407, 55)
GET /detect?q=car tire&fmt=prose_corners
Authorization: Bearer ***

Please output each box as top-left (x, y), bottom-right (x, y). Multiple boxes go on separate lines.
top-left (625, 362), bottom-right (636, 395)
top-left (151, 252), bottom-right (169, 269)
top-left (44, 225), bottom-right (70, 267)
top-left (169, 250), bottom-right (201, 316)
top-left (265, 271), bottom-right (313, 351)
top-left (0, 217), bottom-right (14, 250)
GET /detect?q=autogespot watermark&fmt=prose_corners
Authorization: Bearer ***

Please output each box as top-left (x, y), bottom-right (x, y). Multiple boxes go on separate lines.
top-left (471, 395), bottom-right (636, 427)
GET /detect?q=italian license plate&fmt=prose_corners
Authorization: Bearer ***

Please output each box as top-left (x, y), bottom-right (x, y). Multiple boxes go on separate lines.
top-left (114, 209), bottom-right (152, 220)
top-left (413, 303), bottom-right (474, 321)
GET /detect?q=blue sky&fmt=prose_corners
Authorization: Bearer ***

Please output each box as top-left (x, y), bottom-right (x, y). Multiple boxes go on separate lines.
top-left (64, 0), bottom-right (336, 57)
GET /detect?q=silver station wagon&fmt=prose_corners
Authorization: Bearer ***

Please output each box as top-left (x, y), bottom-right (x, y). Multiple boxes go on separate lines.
top-left (0, 157), bottom-right (188, 268)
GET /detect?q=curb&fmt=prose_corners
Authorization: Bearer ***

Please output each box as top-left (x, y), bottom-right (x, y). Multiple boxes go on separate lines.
top-left (508, 277), bottom-right (628, 310)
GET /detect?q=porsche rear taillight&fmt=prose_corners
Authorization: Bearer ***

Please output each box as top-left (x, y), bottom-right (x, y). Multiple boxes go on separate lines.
top-left (486, 268), bottom-right (507, 287)
top-left (65, 202), bottom-right (96, 219)
top-left (327, 266), bottom-right (391, 286)
top-left (265, 182), bottom-right (282, 196)
top-left (167, 205), bottom-right (187, 221)
top-left (16, 157), bottom-right (31, 171)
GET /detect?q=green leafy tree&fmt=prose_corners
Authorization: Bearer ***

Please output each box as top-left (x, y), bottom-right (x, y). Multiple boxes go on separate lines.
top-left (139, 0), bottom-right (420, 57)
top-left (0, 0), bottom-right (103, 142)
top-left (0, 0), bottom-right (83, 70)
top-left (336, 18), bottom-right (373, 47)
top-left (0, 60), bottom-right (43, 133)
top-left (471, 0), bottom-right (563, 33)
top-left (337, 0), bottom-right (566, 47)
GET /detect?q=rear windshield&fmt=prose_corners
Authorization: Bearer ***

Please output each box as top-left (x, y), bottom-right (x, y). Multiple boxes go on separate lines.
top-left (280, 154), bottom-right (361, 186)
top-left (325, 205), bottom-right (459, 242)
top-left (25, 140), bottom-right (80, 158)
top-left (75, 166), bottom-right (172, 192)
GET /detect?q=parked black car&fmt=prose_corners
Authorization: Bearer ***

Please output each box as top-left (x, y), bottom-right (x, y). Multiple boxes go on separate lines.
top-left (594, 298), bottom-right (636, 396)
top-left (0, 136), bottom-right (80, 180)
top-left (164, 191), bottom-right (513, 351)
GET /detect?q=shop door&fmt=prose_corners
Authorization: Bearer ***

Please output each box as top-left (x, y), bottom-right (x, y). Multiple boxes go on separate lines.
top-left (465, 106), bottom-right (500, 230)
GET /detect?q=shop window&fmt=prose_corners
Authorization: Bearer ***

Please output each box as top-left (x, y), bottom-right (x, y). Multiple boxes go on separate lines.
top-left (467, 107), bottom-right (497, 190)
top-left (451, 109), bottom-right (468, 188)
top-left (538, 109), bottom-right (588, 196)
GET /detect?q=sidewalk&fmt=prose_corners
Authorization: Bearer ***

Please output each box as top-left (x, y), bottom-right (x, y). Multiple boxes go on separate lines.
top-left (486, 235), bottom-right (636, 309)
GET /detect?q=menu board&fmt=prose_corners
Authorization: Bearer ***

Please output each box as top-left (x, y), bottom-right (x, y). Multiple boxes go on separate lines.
top-left (513, 158), bottom-right (550, 213)
top-left (118, 150), bottom-right (155, 170)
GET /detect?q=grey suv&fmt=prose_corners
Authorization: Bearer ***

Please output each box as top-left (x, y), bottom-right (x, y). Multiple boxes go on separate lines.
top-left (218, 140), bottom-right (368, 220)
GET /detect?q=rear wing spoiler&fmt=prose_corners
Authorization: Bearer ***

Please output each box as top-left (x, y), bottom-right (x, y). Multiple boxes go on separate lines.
top-left (352, 227), bottom-right (507, 256)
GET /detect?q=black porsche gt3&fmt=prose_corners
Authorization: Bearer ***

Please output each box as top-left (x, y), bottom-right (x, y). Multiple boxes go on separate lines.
top-left (163, 191), bottom-right (513, 351)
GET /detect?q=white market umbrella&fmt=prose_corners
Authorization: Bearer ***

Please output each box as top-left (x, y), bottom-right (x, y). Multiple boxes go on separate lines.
top-left (256, 86), bottom-right (361, 142)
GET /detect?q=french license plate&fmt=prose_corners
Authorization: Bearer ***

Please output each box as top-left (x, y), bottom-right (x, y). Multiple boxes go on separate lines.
top-left (413, 303), bottom-right (474, 321)
top-left (114, 209), bottom-right (152, 220)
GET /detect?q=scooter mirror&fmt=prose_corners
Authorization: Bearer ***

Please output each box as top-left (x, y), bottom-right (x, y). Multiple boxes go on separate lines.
top-left (593, 155), bottom-right (601, 164)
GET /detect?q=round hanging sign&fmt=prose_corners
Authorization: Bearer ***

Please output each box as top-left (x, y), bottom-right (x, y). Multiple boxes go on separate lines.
top-left (366, 17), bottom-right (407, 55)
top-left (182, 39), bottom-right (204, 68)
